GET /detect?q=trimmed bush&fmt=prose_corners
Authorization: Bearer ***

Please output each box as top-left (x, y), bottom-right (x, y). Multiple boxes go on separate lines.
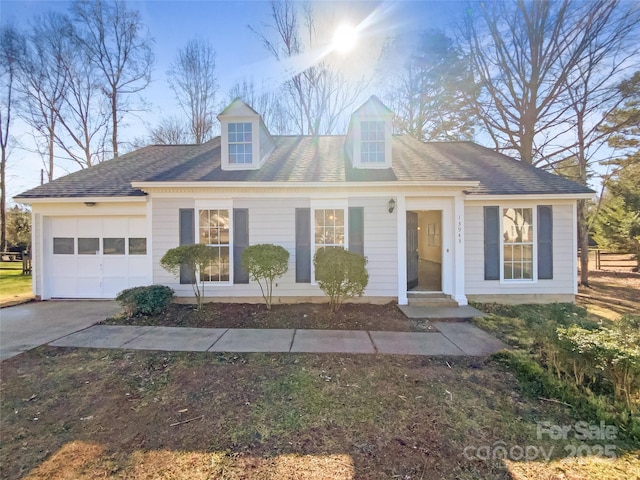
top-left (242, 244), bottom-right (289, 310)
top-left (116, 285), bottom-right (174, 317)
top-left (313, 247), bottom-right (368, 312)
top-left (160, 244), bottom-right (218, 310)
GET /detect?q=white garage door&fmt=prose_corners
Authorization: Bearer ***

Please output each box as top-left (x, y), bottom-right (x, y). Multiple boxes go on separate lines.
top-left (46, 216), bottom-right (150, 298)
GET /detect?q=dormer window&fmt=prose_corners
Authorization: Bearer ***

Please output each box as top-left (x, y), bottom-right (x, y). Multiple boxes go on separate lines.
top-left (361, 120), bottom-right (385, 163)
top-left (228, 122), bottom-right (253, 164)
top-left (345, 95), bottom-right (393, 169)
top-left (218, 98), bottom-right (276, 171)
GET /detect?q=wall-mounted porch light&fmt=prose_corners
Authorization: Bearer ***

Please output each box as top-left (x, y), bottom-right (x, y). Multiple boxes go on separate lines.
top-left (388, 198), bottom-right (396, 213)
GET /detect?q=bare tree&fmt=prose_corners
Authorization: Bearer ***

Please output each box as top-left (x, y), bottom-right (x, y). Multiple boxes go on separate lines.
top-left (168, 38), bottom-right (218, 144)
top-left (149, 116), bottom-right (191, 145)
top-left (54, 33), bottom-right (111, 169)
top-left (228, 79), bottom-right (289, 134)
top-left (0, 25), bottom-right (25, 251)
top-left (385, 30), bottom-right (478, 142)
top-left (461, 0), bottom-right (639, 286)
top-left (462, 1), bottom-right (587, 165)
top-left (71, 0), bottom-right (154, 158)
top-left (559, 6), bottom-right (640, 286)
top-left (253, 1), bottom-right (374, 135)
top-left (16, 13), bottom-right (71, 182)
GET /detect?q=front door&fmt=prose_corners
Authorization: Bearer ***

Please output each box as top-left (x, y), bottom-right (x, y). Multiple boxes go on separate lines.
top-left (406, 211), bottom-right (419, 289)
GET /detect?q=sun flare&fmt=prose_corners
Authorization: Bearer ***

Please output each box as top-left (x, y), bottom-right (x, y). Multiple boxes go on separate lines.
top-left (332, 24), bottom-right (358, 53)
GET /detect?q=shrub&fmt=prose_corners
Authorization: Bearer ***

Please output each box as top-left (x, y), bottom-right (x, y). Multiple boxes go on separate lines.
top-left (116, 285), bottom-right (174, 317)
top-left (160, 244), bottom-right (218, 310)
top-left (313, 247), bottom-right (368, 312)
top-left (558, 322), bottom-right (640, 408)
top-left (242, 244), bottom-right (289, 310)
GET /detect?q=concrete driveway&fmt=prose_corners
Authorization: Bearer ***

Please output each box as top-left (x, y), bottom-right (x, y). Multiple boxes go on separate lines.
top-left (0, 300), bottom-right (122, 361)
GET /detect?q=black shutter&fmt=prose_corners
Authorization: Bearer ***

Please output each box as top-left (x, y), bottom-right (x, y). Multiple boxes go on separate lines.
top-left (233, 208), bottom-right (250, 284)
top-left (484, 206), bottom-right (500, 280)
top-left (179, 209), bottom-right (195, 284)
top-left (537, 205), bottom-right (553, 280)
top-left (295, 208), bottom-right (311, 283)
top-left (348, 207), bottom-right (364, 256)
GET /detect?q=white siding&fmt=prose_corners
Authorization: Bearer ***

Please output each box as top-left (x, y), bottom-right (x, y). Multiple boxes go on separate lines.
top-left (465, 202), bottom-right (576, 296)
top-left (350, 197), bottom-right (398, 296)
top-left (151, 195), bottom-right (398, 300)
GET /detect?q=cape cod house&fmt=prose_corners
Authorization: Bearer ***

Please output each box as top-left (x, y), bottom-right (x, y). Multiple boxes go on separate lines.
top-left (15, 96), bottom-right (593, 305)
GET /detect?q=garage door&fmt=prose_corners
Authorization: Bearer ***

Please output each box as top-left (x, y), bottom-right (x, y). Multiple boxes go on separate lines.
top-left (46, 216), bottom-right (150, 298)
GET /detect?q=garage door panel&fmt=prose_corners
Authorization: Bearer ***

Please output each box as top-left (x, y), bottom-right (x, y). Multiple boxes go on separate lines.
top-left (103, 257), bottom-right (128, 276)
top-left (51, 218), bottom-right (77, 236)
top-left (51, 277), bottom-right (78, 298)
top-left (75, 276), bottom-right (103, 298)
top-left (77, 218), bottom-right (102, 236)
top-left (103, 277), bottom-right (130, 297)
top-left (46, 215), bottom-right (150, 299)
top-left (127, 217), bottom-right (147, 237)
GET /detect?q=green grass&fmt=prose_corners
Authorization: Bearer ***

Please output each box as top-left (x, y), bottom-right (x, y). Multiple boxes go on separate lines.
top-left (0, 261), bottom-right (33, 304)
top-left (472, 303), bottom-right (640, 443)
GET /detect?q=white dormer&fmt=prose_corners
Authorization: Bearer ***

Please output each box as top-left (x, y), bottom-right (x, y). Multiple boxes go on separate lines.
top-left (346, 96), bottom-right (393, 169)
top-left (218, 98), bottom-right (275, 171)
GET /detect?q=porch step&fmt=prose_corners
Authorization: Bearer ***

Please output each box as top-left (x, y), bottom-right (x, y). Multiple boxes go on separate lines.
top-left (407, 292), bottom-right (458, 308)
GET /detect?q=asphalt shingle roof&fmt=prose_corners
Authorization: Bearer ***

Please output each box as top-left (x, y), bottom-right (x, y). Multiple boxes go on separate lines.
top-left (15, 135), bottom-right (593, 199)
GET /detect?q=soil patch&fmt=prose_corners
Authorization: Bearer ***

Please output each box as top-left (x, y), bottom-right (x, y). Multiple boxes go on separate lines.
top-left (102, 302), bottom-right (435, 332)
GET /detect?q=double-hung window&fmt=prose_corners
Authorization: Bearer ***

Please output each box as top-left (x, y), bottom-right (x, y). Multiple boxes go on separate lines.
top-left (502, 207), bottom-right (533, 280)
top-left (360, 120), bottom-right (385, 163)
top-left (314, 209), bottom-right (345, 253)
top-left (228, 122), bottom-right (252, 164)
top-left (199, 209), bottom-right (230, 282)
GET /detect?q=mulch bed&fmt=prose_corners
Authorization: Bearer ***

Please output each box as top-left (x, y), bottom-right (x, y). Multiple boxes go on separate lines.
top-left (102, 302), bottom-right (434, 332)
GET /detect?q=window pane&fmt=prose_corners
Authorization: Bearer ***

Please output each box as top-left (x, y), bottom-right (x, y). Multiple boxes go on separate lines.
top-left (315, 210), bottom-right (324, 226)
top-left (504, 264), bottom-right (512, 280)
top-left (103, 238), bottom-right (125, 255)
top-left (53, 237), bottom-right (74, 255)
top-left (129, 238), bottom-right (147, 255)
top-left (522, 262), bottom-right (533, 279)
top-left (78, 238), bottom-right (99, 255)
top-left (502, 207), bottom-right (534, 281)
top-left (219, 229), bottom-right (229, 244)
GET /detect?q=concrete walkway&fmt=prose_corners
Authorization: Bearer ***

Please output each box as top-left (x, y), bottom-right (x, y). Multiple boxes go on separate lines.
top-left (50, 322), bottom-right (507, 356)
top-left (0, 300), bottom-right (121, 361)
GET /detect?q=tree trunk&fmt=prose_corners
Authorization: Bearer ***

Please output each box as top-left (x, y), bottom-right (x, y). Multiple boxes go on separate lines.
top-left (111, 91), bottom-right (118, 158)
top-left (578, 199), bottom-right (590, 287)
top-left (0, 147), bottom-right (6, 252)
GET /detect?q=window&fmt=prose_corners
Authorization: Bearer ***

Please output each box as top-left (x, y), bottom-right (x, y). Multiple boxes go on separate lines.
top-left (314, 209), bottom-right (345, 253)
top-left (103, 238), bottom-right (125, 255)
top-left (129, 238), bottom-right (147, 255)
top-left (503, 207), bottom-right (533, 280)
top-left (78, 238), bottom-right (99, 255)
top-left (427, 223), bottom-right (440, 247)
top-left (228, 122), bottom-right (252, 164)
top-left (361, 120), bottom-right (385, 163)
top-left (199, 209), bottom-right (230, 282)
top-left (53, 238), bottom-right (74, 255)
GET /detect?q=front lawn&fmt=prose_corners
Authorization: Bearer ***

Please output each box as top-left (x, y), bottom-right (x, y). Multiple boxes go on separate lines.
top-left (1, 348), bottom-right (638, 480)
top-left (0, 261), bottom-right (33, 305)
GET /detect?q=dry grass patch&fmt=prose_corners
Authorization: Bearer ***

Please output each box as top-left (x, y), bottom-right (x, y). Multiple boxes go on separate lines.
top-left (1, 347), bottom-right (638, 480)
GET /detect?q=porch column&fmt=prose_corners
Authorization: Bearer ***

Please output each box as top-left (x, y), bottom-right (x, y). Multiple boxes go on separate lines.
top-left (453, 194), bottom-right (468, 305)
top-left (396, 195), bottom-right (407, 305)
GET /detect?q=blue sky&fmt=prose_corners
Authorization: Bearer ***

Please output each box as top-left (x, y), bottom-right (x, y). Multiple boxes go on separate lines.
top-left (3, 0), bottom-right (461, 201)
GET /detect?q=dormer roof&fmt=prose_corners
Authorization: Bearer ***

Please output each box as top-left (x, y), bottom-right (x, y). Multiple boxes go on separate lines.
top-left (352, 95), bottom-right (394, 117)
